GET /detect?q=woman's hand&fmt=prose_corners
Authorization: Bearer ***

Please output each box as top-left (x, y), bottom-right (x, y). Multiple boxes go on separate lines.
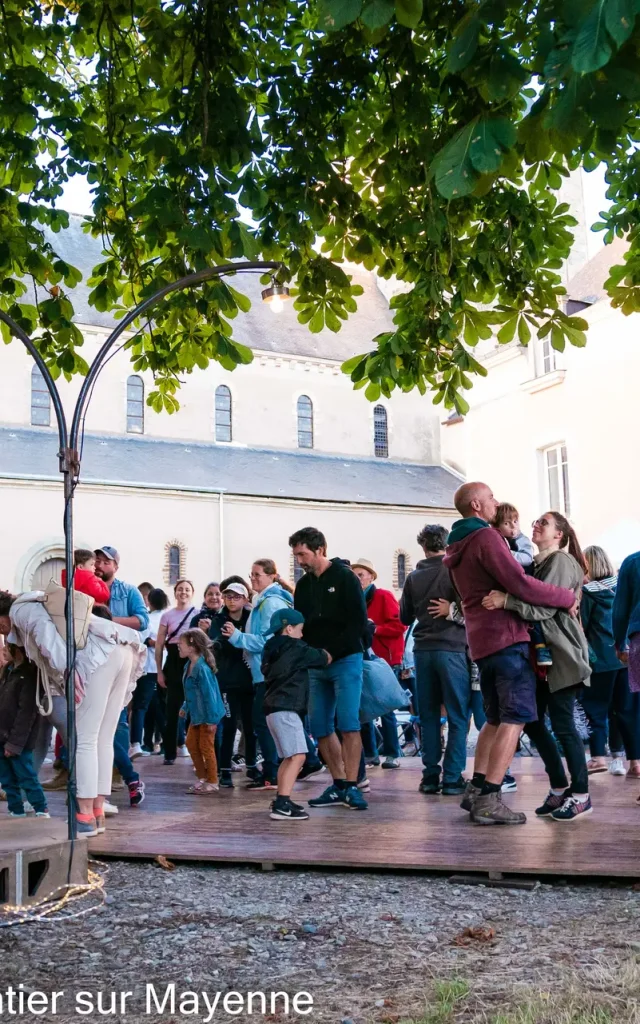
top-left (618, 649), bottom-right (630, 665)
top-left (221, 622), bottom-right (236, 639)
top-left (198, 618), bottom-right (211, 632)
top-left (429, 598), bottom-right (451, 619)
top-left (157, 670), bottom-right (166, 689)
top-left (482, 591), bottom-right (507, 611)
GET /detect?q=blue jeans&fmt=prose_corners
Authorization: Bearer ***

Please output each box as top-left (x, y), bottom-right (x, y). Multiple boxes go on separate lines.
top-left (253, 682), bottom-right (278, 782)
top-left (309, 653), bottom-right (364, 738)
top-left (130, 674), bottom-right (157, 746)
top-left (113, 709), bottom-right (139, 785)
top-left (361, 712), bottom-right (401, 758)
top-left (414, 649), bottom-right (470, 783)
top-left (0, 745), bottom-right (47, 815)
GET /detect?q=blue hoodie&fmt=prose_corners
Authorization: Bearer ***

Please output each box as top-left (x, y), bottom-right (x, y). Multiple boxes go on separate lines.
top-left (227, 583), bottom-right (293, 683)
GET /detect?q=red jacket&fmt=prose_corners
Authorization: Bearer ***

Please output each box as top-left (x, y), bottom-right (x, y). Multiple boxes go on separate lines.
top-left (366, 587), bottom-right (406, 666)
top-left (444, 522), bottom-right (575, 661)
top-left (61, 568), bottom-right (110, 606)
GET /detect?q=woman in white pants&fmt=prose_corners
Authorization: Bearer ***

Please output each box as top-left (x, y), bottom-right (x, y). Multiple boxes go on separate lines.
top-left (0, 590), bottom-right (145, 836)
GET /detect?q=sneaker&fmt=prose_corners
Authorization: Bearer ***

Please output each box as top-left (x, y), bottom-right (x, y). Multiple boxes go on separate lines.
top-left (586, 759), bottom-right (608, 775)
top-left (308, 783), bottom-right (344, 808)
top-left (419, 773), bottom-right (441, 795)
top-left (535, 644), bottom-right (553, 666)
top-left (95, 813), bottom-right (106, 833)
top-left (442, 776), bottom-right (466, 796)
top-left (231, 755), bottom-right (246, 772)
top-left (52, 758), bottom-right (65, 771)
top-left (103, 801), bottom-right (119, 816)
top-left (111, 769), bottom-right (125, 790)
top-left (270, 798), bottom-right (310, 821)
top-left (42, 768), bottom-right (69, 791)
top-left (219, 771), bottom-right (234, 789)
top-left (76, 816), bottom-right (98, 837)
top-left (128, 780), bottom-right (145, 807)
top-left (382, 757), bottom-right (400, 769)
top-left (246, 776), bottom-right (277, 791)
top-left (297, 763), bottom-right (327, 781)
top-left (23, 801), bottom-right (35, 814)
top-left (357, 777), bottom-right (370, 792)
top-left (342, 785), bottom-right (368, 810)
top-left (178, 745), bottom-right (191, 758)
top-left (609, 757), bottom-right (626, 776)
top-left (501, 773), bottom-right (518, 793)
top-left (471, 791), bottom-right (527, 825)
top-left (551, 794), bottom-right (593, 822)
top-left (0, 788), bottom-right (6, 801)
top-left (365, 757), bottom-right (381, 767)
top-left (162, 758), bottom-right (175, 766)
top-left (129, 743), bottom-right (150, 760)
top-left (535, 789), bottom-right (570, 817)
top-left (246, 765), bottom-right (263, 782)
top-left (460, 781), bottom-right (482, 811)
top-left (9, 810), bottom-right (27, 818)
top-left (35, 810), bottom-right (50, 818)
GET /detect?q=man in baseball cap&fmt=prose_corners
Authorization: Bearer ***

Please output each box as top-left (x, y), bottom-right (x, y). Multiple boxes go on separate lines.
top-left (94, 545), bottom-right (120, 566)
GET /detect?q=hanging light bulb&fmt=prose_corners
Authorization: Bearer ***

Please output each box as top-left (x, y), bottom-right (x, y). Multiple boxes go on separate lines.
top-left (261, 281), bottom-right (290, 313)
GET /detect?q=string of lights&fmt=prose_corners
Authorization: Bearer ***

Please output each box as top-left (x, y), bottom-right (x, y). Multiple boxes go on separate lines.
top-left (0, 864), bottom-right (107, 927)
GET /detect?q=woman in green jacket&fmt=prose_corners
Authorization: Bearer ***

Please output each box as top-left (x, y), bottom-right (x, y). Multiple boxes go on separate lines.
top-left (482, 511), bottom-right (592, 823)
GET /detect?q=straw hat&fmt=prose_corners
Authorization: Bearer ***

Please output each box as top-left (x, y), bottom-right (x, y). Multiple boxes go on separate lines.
top-left (351, 558), bottom-right (377, 580)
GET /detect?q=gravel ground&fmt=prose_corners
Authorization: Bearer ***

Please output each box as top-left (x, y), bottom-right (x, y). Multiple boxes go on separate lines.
top-left (3, 860), bottom-right (640, 1023)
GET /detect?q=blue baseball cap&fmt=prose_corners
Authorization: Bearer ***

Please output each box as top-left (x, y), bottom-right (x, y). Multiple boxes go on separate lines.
top-left (270, 608), bottom-right (305, 633)
top-left (95, 546), bottom-right (120, 565)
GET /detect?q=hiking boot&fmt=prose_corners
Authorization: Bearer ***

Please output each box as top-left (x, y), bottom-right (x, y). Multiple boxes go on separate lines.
top-left (419, 772), bottom-right (441, 795)
top-left (342, 785), bottom-right (368, 810)
top-left (535, 789), bottom-right (570, 817)
top-left (42, 768), bottom-right (69, 791)
top-left (471, 791), bottom-right (526, 825)
top-left (460, 781), bottom-right (482, 812)
top-left (551, 794), bottom-right (593, 822)
top-left (442, 776), bottom-right (466, 796)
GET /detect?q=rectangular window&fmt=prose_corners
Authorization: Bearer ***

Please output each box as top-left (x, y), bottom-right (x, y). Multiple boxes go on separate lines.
top-left (544, 444), bottom-right (571, 516)
top-left (542, 338), bottom-right (556, 375)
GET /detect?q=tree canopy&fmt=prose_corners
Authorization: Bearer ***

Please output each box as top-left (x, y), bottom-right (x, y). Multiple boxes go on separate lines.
top-left (1, 0), bottom-right (639, 413)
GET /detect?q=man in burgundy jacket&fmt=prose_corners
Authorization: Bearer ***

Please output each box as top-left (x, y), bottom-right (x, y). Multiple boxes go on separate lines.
top-left (444, 482), bottom-right (576, 825)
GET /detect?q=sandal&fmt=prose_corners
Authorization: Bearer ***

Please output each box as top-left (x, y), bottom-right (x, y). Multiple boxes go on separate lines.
top-left (194, 783), bottom-right (219, 794)
top-left (627, 765), bottom-right (640, 778)
top-left (586, 760), bottom-right (608, 774)
top-left (186, 783), bottom-right (205, 794)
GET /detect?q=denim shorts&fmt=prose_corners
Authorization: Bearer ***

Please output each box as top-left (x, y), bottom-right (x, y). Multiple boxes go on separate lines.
top-left (266, 711), bottom-right (307, 759)
top-left (476, 643), bottom-right (538, 726)
top-left (308, 653), bottom-right (364, 738)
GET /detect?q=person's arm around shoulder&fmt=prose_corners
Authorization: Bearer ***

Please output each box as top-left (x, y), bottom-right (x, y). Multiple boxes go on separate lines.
top-left (480, 530), bottom-right (575, 610)
top-left (301, 644), bottom-right (331, 670)
top-left (503, 552), bottom-right (578, 622)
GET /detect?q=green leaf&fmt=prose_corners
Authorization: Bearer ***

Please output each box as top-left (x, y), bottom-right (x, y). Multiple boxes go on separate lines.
top-left (572, 1), bottom-right (614, 73)
top-left (430, 118), bottom-right (479, 199)
top-left (605, 0), bottom-right (639, 46)
top-left (360, 0), bottom-right (394, 29)
top-left (318, 0), bottom-right (363, 31)
top-left (364, 382), bottom-right (381, 401)
top-left (497, 315), bottom-right (518, 344)
top-left (517, 316), bottom-right (531, 345)
top-left (309, 307), bottom-right (325, 332)
top-left (469, 117), bottom-right (517, 174)
top-left (446, 18), bottom-right (480, 74)
top-left (395, 0), bottom-right (422, 29)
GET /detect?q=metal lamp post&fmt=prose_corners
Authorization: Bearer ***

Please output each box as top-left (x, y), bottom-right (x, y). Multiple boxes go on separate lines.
top-left (0, 260), bottom-right (286, 841)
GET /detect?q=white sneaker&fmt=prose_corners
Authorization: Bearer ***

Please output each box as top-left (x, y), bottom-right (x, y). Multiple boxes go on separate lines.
top-left (178, 745), bottom-right (191, 758)
top-left (103, 800), bottom-right (119, 816)
top-left (129, 743), bottom-right (150, 760)
top-left (23, 801), bottom-right (35, 814)
top-left (609, 757), bottom-right (626, 776)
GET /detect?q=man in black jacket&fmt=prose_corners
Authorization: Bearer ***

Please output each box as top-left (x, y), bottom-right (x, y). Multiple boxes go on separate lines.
top-left (400, 524), bottom-right (471, 797)
top-left (290, 527), bottom-right (368, 810)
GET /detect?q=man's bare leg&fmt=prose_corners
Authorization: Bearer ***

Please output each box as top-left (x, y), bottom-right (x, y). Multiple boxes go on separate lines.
top-left (340, 730), bottom-right (363, 782)
top-left (485, 723), bottom-right (523, 785)
top-left (318, 733), bottom-right (345, 780)
top-left (472, 722), bottom-right (498, 776)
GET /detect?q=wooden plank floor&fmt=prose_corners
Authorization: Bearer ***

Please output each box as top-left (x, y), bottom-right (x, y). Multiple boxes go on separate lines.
top-left (5, 758), bottom-right (640, 879)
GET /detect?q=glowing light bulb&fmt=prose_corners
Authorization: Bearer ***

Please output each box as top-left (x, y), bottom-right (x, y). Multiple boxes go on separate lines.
top-left (270, 295), bottom-right (284, 313)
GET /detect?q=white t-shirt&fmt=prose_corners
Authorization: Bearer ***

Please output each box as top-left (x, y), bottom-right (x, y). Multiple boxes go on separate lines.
top-left (140, 608), bottom-right (165, 674)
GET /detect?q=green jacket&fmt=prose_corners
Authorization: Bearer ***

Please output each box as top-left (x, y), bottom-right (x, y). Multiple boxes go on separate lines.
top-left (504, 550), bottom-right (591, 693)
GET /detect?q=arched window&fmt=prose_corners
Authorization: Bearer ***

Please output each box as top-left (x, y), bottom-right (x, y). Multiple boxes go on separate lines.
top-left (393, 549), bottom-right (412, 590)
top-left (126, 375), bottom-right (144, 434)
top-left (168, 546), bottom-right (181, 586)
top-left (164, 541), bottom-right (186, 586)
top-left (397, 553), bottom-right (407, 589)
top-left (31, 365), bottom-right (51, 427)
top-left (215, 385), bottom-right (232, 442)
top-left (297, 395), bottom-right (314, 449)
top-left (373, 405), bottom-right (388, 458)
top-left (291, 553), bottom-right (305, 585)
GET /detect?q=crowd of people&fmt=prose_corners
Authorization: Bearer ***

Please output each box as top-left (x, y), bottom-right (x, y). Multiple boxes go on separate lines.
top-left (2, 480), bottom-right (640, 835)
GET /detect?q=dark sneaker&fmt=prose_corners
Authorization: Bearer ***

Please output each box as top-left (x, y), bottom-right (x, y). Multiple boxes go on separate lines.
top-left (342, 785), bottom-right (368, 810)
top-left (246, 775), bottom-right (277, 791)
top-left (162, 758), bottom-right (175, 766)
top-left (460, 781), bottom-right (482, 811)
top-left (535, 789), bottom-right (570, 817)
top-left (382, 757), bottom-right (400, 769)
top-left (246, 765), bottom-right (263, 782)
top-left (501, 773), bottom-right (517, 793)
top-left (270, 798), bottom-right (310, 821)
top-left (535, 643), bottom-right (553, 666)
top-left (471, 791), bottom-right (526, 825)
top-left (76, 816), bottom-right (99, 837)
top-left (297, 763), bottom-right (327, 781)
top-left (365, 757), bottom-right (381, 767)
top-left (232, 755), bottom-right (246, 773)
top-left (219, 771), bottom-right (233, 789)
top-left (308, 784), bottom-right (344, 808)
top-left (551, 794), bottom-right (592, 822)
top-left (128, 780), bottom-right (145, 807)
top-left (419, 773), bottom-right (441, 795)
top-left (442, 776), bottom-right (466, 796)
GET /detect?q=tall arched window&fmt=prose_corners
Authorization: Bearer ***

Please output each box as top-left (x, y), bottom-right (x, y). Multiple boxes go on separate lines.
top-left (397, 553), bottom-right (407, 589)
top-left (126, 375), bottom-right (144, 434)
top-left (373, 405), bottom-right (388, 458)
top-left (168, 545), bottom-right (181, 586)
top-left (291, 554), bottom-right (305, 585)
top-left (297, 395), bottom-right (314, 449)
top-left (215, 385), bottom-right (232, 442)
top-left (31, 365), bottom-right (51, 427)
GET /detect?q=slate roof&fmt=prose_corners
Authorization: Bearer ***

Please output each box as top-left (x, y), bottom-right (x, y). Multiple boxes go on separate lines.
top-left (0, 428), bottom-right (458, 509)
top-left (565, 236), bottom-right (630, 305)
top-left (42, 215), bottom-right (393, 362)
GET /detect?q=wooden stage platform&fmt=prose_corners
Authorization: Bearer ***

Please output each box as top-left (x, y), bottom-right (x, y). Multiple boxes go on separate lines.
top-left (5, 758), bottom-right (640, 881)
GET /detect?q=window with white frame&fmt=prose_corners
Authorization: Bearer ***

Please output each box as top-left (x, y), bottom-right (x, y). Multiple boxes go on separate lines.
top-left (544, 444), bottom-right (571, 516)
top-left (215, 385), bottom-right (232, 442)
top-left (536, 337), bottom-right (557, 376)
top-left (297, 395), bottom-right (313, 448)
top-left (373, 405), bottom-right (388, 458)
top-left (31, 365), bottom-right (51, 426)
top-left (126, 375), bottom-right (144, 433)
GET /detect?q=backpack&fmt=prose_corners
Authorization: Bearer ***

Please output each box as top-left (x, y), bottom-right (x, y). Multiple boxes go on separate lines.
top-left (43, 578), bottom-right (94, 650)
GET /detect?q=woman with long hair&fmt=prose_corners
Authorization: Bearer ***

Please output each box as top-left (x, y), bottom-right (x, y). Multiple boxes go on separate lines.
top-left (482, 511), bottom-right (592, 822)
top-left (580, 546), bottom-right (640, 778)
top-left (156, 579), bottom-right (197, 765)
